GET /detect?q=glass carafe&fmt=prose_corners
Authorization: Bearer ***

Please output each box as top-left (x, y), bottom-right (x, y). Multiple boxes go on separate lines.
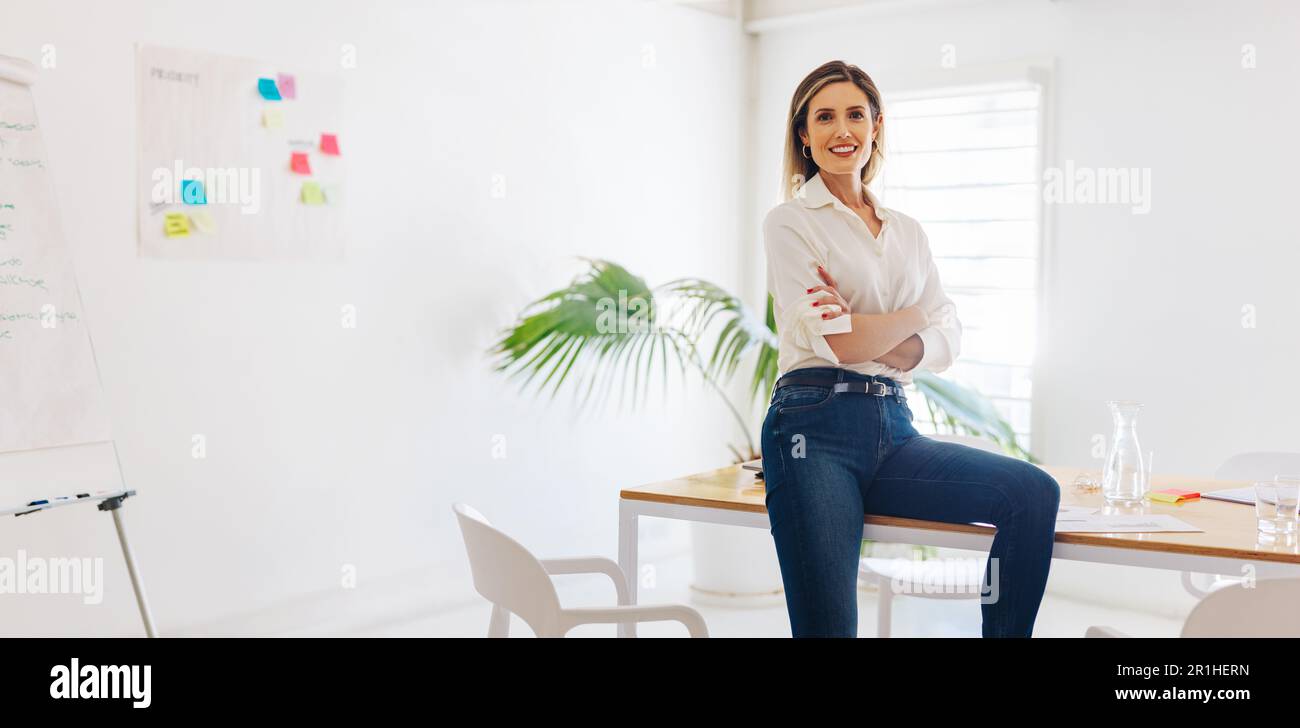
top-left (1102, 400), bottom-right (1147, 503)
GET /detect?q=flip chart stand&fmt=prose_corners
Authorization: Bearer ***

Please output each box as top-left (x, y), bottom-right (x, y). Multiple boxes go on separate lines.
top-left (3, 490), bottom-right (158, 637)
top-left (0, 53), bottom-right (156, 638)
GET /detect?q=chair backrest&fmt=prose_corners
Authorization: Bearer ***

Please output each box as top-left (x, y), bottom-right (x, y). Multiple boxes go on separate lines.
top-left (927, 433), bottom-right (1003, 454)
top-left (1181, 578), bottom-right (1300, 637)
top-left (452, 503), bottom-right (563, 635)
top-left (1214, 451), bottom-right (1300, 482)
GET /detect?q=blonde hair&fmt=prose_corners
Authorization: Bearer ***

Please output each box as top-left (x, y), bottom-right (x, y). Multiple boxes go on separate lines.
top-left (781, 60), bottom-right (886, 201)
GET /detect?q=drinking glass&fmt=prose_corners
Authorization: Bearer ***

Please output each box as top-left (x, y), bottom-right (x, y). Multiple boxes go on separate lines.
top-left (1255, 478), bottom-right (1300, 535)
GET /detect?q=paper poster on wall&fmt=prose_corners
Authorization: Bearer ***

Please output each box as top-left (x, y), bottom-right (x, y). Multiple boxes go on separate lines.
top-left (0, 56), bottom-right (111, 453)
top-left (136, 44), bottom-right (346, 260)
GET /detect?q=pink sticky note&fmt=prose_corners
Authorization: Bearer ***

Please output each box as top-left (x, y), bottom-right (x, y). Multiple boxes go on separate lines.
top-left (320, 133), bottom-right (340, 156)
top-left (290, 151), bottom-right (312, 175)
top-left (277, 73), bottom-right (297, 100)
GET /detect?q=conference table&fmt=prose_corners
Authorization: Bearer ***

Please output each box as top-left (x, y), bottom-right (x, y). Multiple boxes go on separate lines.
top-left (615, 463), bottom-right (1300, 637)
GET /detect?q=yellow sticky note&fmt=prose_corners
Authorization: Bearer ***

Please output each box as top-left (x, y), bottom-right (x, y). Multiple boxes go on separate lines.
top-left (1148, 488), bottom-right (1199, 504)
top-left (190, 209), bottom-right (216, 234)
top-left (301, 181), bottom-right (325, 205)
top-left (164, 212), bottom-right (190, 237)
top-left (262, 108), bottom-right (284, 129)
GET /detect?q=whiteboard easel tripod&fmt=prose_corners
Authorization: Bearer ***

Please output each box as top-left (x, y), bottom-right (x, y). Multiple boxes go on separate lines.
top-left (1, 490), bottom-right (157, 637)
top-left (0, 54), bottom-right (157, 637)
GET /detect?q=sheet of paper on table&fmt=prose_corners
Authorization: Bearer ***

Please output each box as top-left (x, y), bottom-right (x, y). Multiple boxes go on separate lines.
top-left (1054, 512), bottom-right (1202, 534)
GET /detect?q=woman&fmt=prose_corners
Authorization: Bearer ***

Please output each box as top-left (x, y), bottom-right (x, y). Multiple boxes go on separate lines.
top-left (761, 60), bottom-right (1060, 638)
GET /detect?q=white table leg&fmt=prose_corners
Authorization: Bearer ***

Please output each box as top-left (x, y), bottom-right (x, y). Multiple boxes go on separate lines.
top-left (617, 498), bottom-right (638, 638)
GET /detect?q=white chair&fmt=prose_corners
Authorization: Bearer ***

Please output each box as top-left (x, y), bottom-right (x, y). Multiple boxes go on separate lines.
top-left (1215, 451), bottom-right (1300, 482)
top-left (452, 503), bottom-right (708, 638)
top-left (1086, 578), bottom-right (1300, 637)
top-left (1177, 452), bottom-right (1300, 599)
top-left (858, 433), bottom-right (1002, 637)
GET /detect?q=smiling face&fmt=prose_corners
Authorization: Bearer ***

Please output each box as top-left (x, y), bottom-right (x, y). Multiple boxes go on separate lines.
top-left (799, 81), bottom-right (881, 177)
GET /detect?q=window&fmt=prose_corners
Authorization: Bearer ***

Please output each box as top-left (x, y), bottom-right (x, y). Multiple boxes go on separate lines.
top-left (878, 81), bottom-right (1044, 451)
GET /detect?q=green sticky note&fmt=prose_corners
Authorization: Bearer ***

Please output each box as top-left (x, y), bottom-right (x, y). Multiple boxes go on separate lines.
top-left (301, 181), bottom-right (325, 205)
top-left (164, 212), bottom-right (190, 237)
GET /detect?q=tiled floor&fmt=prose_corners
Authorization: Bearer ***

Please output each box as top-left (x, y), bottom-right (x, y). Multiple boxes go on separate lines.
top-left (353, 551), bottom-right (1187, 638)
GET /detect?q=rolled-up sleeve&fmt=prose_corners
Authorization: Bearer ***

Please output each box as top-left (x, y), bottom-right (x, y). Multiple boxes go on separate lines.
top-left (763, 208), bottom-right (852, 365)
top-left (913, 226), bottom-right (962, 373)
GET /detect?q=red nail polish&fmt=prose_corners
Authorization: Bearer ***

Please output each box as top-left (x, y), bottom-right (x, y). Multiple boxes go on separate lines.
top-left (821, 313), bottom-right (828, 318)
top-left (812, 301), bottom-right (820, 306)
top-left (805, 288), bottom-right (812, 293)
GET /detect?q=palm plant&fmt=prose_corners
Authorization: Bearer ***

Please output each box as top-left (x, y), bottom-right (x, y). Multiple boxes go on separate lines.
top-left (490, 257), bottom-right (1034, 463)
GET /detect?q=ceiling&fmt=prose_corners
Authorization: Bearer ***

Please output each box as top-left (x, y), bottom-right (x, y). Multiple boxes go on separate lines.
top-left (664, 0), bottom-right (1035, 30)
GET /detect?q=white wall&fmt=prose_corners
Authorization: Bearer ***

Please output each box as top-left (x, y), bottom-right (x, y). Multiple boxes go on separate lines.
top-left (0, 0), bottom-right (746, 635)
top-left (7, 0), bottom-right (1291, 636)
top-left (752, 0), bottom-right (1300, 475)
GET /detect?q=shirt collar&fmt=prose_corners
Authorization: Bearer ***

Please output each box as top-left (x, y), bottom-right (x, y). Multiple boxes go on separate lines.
top-left (797, 172), bottom-right (891, 225)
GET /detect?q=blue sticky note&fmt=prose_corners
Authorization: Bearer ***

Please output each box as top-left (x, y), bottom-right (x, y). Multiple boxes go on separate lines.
top-left (257, 77), bottom-right (282, 101)
top-left (181, 179), bottom-right (206, 205)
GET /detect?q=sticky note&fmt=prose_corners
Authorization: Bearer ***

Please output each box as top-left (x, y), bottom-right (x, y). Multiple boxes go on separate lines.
top-left (276, 73), bottom-right (296, 100)
top-left (1148, 488), bottom-right (1200, 504)
top-left (262, 108), bottom-right (284, 129)
top-left (290, 151), bottom-right (312, 175)
top-left (190, 209), bottom-right (216, 234)
top-left (322, 184), bottom-right (342, 205)
top-left (257, 77), bottom-right (282, 101)
top-left (319, 133), bottom-right (340, 156)
top-left (181, 179), bottom-right (206, 205)
top-left (164, 212), bottom-right (190, 237)
top-left (301, 181), bottom-right (325, 205)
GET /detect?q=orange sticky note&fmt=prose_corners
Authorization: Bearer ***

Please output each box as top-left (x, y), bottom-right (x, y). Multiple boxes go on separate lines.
top-left (290, 151), bottom-right (312, 175)
top-left (319, 133), bottom-right (340, 156)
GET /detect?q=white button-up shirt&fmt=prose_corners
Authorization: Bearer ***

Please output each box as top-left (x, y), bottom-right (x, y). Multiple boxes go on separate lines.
top-left (762, 172), bottom-right (962, 384)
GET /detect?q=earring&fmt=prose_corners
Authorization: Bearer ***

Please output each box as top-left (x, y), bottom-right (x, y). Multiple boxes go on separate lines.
top-left (801, 144), bottom-right (812, 159)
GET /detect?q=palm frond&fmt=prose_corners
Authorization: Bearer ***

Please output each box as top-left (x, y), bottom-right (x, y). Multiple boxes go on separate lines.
top-left (489, 256), bottom-right (1034, 465)
top-left (912, 371), bottom-right (1037, 462)
top-left (489, 258), bottom-right (683, 411)
top-left (659, 279), bottom-right (779, 406)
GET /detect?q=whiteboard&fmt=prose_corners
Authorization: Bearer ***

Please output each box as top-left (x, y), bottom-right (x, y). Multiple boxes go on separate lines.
top-left (0, 55), bottom-right (111, 455)
top-left (135, 44), bottom-right (346, 260)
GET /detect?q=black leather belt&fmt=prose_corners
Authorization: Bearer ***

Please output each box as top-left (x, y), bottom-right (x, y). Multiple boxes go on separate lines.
top-left (774, 372), bottom-right (905, 398)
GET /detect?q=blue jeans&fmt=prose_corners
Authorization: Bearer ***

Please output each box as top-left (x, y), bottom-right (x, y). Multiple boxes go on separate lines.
top-left (760, 367), bottom-right (1060, 638)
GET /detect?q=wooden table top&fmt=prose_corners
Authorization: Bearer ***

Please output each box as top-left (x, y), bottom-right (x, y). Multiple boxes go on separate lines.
top-left (621, 464), bottom-right (1300, 566)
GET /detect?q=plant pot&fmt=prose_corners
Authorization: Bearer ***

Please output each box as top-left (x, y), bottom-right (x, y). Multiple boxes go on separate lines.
top-left (688, 521), bottom-right (785, 607)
